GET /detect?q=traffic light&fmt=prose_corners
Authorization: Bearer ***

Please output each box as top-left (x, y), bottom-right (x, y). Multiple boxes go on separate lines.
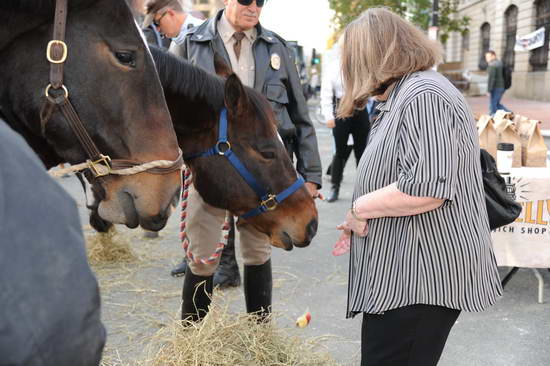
top-left (311, 48), bottom-right (320, 65)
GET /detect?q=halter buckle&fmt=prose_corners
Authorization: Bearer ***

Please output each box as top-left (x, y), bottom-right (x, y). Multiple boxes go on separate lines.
top-left (88, 155), bottom-right (112, 177)
top-left (46, 40), bottom-right (68, 64)
top-left (260, 194), bottom-right (278, 211)
top-left (216, 141), bottom-right (231, 155)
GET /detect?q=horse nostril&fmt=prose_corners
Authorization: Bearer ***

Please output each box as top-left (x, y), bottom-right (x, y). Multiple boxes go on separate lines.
top-left (306, 218), bottom-right (318, 241)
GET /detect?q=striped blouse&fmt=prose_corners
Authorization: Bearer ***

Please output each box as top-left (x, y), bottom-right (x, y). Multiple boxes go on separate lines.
top-left (347, 70), bottom-right (503, 317)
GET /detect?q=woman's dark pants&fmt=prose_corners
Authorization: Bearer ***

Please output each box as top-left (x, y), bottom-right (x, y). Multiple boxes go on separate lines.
top-left (361, 304), bottom-right (460, 366)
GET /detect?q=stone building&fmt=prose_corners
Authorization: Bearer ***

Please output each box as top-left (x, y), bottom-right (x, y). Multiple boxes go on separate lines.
top-left (444, 0), bottom-right (550, 101)
top-left (192, 0), bottom-right (225, 18)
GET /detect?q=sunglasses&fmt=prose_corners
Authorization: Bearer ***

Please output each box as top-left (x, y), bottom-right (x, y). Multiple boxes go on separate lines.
top-left (153, 11), bottom-right (168, 27)
top-left (237, 0), bottom-right (266, 7)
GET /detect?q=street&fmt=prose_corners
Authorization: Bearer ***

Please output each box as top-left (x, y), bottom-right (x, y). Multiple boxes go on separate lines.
top-left (53, 98), bottom-right (550, 366)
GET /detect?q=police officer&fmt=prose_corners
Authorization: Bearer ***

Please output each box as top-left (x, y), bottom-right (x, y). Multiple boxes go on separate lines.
top-left (157, 0), bottom-right (322, 321)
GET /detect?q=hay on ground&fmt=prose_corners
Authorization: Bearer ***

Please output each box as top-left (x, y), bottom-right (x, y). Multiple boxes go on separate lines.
top-left (86, 227), bottom-right (138, 265)
top-left (144, 301), bottom-right (340, 366)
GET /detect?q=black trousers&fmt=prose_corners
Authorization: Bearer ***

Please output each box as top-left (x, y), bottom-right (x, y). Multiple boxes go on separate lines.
top-left (331, 108), bottom-right (370, 186)
top-left (361, 305), bottom-right (460, 366)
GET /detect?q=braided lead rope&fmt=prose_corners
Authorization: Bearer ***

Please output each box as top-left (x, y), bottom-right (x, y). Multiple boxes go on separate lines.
top-left (49, 158), bottom-right (179, 177)
top-left (179, 167), bottom-right (230, 265)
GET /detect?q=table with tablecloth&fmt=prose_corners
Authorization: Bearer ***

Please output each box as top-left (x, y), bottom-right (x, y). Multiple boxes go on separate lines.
top-left (490, 167), bottom-right (550, 303)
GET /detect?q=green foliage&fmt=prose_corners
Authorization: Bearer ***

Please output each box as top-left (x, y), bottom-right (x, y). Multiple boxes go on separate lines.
top-left (328, 0), bottom-right (470, 44)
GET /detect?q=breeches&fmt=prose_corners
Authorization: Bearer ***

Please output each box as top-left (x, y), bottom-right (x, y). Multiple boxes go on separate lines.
top-left (185, 184), bottom-right (271, 276)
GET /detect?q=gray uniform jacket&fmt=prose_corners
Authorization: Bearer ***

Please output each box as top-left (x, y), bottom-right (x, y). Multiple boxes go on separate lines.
top-left (170, 10), bottom-right (322, 187)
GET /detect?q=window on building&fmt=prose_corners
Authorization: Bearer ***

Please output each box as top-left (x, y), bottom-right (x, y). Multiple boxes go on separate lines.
top-left (461, 31), bottom-right (469, 61)
top-left (503, 5), bottom-right (518, 70)
top-left (199, 0), bottom-right (209, 3)
top-left (530, 0), bottom-right (550, 71)
top-left (479, 22), bottom-right (491, 70)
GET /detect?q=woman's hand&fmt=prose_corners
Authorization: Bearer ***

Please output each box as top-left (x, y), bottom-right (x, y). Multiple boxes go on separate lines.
top-left (344, 209), bottom-right (369, 237)
top-left (332, 217), bottom-right (368, 256)
top-left (326, 119), bottom-right (336, 128)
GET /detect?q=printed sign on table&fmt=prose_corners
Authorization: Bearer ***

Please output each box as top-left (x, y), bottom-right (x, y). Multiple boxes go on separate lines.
top-left (491, 168), bottom-right (550, 268)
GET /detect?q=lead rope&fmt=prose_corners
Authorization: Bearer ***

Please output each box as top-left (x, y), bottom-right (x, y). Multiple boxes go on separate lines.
top-left (49, 158), bottom-right (179, 177)
top-left (179, 167), bottom-right (231, 264)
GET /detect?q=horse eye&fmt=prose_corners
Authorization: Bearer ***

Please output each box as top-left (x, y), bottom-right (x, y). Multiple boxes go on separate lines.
top-left (260, 151), bottom-right (275, 159)
top-left (115, 51), bottom-right (136, 67)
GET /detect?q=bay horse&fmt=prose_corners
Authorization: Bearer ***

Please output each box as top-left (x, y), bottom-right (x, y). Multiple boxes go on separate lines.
top-left (151, 48), bottom-right (318, 249)
top-left (87, 48), bottom-right (318, 249)
top-left (0, 0), bottom-right (182, 231)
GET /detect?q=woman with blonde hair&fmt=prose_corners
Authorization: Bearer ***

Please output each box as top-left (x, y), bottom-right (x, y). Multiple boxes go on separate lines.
top-left (334, 8), bottom-right (502, 366)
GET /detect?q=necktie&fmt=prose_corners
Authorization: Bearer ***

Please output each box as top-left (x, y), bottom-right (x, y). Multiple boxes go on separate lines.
top-left (233, 32), bottom-right (245, 61)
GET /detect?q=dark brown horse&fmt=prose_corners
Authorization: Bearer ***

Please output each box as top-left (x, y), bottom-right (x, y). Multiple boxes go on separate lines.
top-left (151, 48), bottom-right (318, 249)
top-left (0, 0), bottom-right (182, 231)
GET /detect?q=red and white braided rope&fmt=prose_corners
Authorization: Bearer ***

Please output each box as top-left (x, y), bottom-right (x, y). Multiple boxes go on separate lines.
top-left (179, 167), bottom-right (230, 264)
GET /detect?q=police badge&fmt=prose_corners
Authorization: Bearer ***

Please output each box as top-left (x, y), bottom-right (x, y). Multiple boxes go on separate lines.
top-left (270, 53), bottom-right (281, 70)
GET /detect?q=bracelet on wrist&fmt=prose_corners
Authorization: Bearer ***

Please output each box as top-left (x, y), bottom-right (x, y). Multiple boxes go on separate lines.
top-left (351, 201), bottom-right (367, 222)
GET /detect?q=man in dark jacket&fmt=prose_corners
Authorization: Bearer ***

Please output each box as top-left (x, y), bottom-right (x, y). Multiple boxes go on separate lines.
top-left (156, 0), bottom-right (322, 321)
top-left (0, 119), bottom-right (105, 365)
top-left (485, 50), bottom-right (512, 116)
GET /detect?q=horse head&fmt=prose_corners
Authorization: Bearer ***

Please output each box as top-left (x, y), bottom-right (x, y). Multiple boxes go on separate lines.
top-left (153, 49), bottom-right (318, 250)
top-left (0, 0), bottom-right (181, 231)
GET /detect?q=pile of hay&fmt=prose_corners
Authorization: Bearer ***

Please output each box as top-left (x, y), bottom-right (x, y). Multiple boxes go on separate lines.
top-left (143, 302), bottom-right (340, 366)
top-left (86, 227), bottom-right (138, 265)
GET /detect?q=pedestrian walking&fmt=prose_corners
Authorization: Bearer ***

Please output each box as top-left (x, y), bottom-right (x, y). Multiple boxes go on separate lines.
top-left (321, 40), bottom-right (370, 202)
top-left (485, 50), bottom-right (512, 116)
top-left (334, 8), bottom-right (503, 366)
top-left (166, 0), bottom-right (323, 321)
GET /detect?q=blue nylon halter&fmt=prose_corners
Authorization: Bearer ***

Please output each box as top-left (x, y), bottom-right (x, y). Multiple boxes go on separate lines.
top-left (183, 108), bottom-right (305, 219)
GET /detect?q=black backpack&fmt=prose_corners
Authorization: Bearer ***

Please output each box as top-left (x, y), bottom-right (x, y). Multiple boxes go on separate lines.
top-left (503, 65), bottom-right (513, 90)
top-left (480, 149), bottom-right (521, 230)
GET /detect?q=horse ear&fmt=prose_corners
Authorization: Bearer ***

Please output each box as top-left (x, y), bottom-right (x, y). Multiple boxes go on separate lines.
top-left (224, 74), bottom-right (248, 112)
top-left (214, 52), bottom-right (233, 78)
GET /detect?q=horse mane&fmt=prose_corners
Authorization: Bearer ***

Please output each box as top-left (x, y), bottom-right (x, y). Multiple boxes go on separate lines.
top-left (150, 47), bottom-right (274, 131)
top-left (150, 47), bottom-right (226, 110)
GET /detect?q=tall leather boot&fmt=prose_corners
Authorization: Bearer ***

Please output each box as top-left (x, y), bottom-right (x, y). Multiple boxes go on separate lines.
top-left (327, 155), bottom-right (344, 202)
top-left (244, 259), bottom-right (272, 321)
top-left (213, 216), bottom-right (241, 288)
top-left (181, 271), bottom-right (213, 322)
top-left (171, 257), bottom-right (188, 277)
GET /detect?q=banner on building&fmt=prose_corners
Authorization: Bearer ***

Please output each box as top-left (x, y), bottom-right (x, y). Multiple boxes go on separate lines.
top-left (514, 27), bottom-right (546, 52)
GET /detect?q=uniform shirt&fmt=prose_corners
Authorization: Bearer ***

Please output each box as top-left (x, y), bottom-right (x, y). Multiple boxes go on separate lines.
top-left (347, 70), bottom-right (503, 317)
top-left (217, 12), bottom-right (256, 87)
top-left (320, 46), bottom-right (343, 121)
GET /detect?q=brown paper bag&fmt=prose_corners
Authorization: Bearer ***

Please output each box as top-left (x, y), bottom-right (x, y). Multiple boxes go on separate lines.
top-left (494, 118), bottom-right (522, 167)
top-left (518, 119), bottom-right (548, 167)
top-left (477, 115), bottom-right (497, 158)
top-left (493, 110), bottom-right (514, 122)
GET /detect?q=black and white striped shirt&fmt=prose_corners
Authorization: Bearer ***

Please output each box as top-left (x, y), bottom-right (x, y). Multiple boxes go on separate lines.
top-left (347, 70), bottom-right (503, 316)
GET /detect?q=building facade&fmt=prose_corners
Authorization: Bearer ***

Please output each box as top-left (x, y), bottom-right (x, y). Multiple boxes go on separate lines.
top-left (192, 0), bottom-right (224, 18)
top-left (445, 0), bottom-right (550, 101)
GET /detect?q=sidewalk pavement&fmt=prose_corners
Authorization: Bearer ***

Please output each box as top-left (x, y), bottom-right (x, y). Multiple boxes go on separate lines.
top-left (466, 95), bottom-right (550, 130)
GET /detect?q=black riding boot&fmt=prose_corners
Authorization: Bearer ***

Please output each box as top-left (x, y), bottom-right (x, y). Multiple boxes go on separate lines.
top-left (171, 257), bottom-right (188, 277)
top-left (213, 217), bottom-right (241, 288)
top-left (244, 259), bottom-right (272, 321)
top-left (181, 271), bottom-right (213, 322)
top-left (327, 155), bottom-right (344, 202)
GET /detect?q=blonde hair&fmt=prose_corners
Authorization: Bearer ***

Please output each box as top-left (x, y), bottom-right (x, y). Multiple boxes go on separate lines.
top-left (338, 8), bottom-right (443, 118)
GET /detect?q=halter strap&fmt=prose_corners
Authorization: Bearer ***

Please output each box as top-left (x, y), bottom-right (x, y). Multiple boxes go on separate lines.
top-left (40, 0), bottom-right (183, 178)
top-left (183, 108), bottom-right (305, 219)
